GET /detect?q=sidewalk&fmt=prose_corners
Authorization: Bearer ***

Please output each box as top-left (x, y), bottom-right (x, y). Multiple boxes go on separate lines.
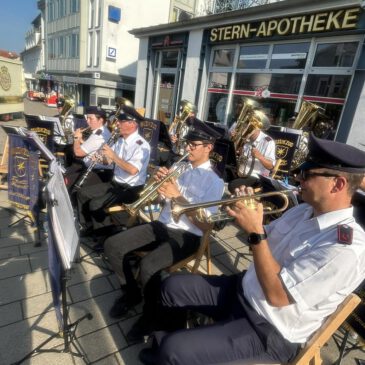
top-left (0, 187), bottom-right (363, 364)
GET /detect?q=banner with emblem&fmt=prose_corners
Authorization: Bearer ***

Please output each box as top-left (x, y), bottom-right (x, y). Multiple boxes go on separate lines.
top-left (266, 130), bottom-right (301, 176)
top-left (25, 115), bottom-right (55, 152)
top-left (8, 134), bottom-right (39, 213)
top-left (139, 119), bottom-right (160, 165)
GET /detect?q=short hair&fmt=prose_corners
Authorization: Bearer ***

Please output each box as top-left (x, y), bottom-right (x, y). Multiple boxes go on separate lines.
top-left (322, 168), bottom-right (364, 195)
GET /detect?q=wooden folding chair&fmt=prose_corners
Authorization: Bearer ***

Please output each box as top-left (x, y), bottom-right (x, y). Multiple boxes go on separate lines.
top-left (242, 293), bottom-right (361, 365)
top-left (166, 228), bottom-right (213, 275)
top-left (0, 136), bottom-right (9, 189)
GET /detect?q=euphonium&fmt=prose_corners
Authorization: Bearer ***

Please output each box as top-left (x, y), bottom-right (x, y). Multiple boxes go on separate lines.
top-left (169, 100), bottom-right (197, 153)
top-left (59, 96), bottom-right (76, 144)
top-left (124, 152), bottom-right (189, 216)
top-left (236, 109), bottom-right (271, 177)
top-left (171, 189), bottom-right (295, 224)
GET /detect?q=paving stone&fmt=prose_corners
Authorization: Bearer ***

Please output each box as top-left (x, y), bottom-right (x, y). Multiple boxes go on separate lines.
top-left (22, 291), bottom-right (54, 319)
top-left (20, 242), bottom-right (47, 255)
top-left (0, 301), bottom-right (22, 327)
top-left (67, 260), bottom-right (111, 287)
top-left (68, 275), bottom-right (114, 303)
top-left (115, 341), bottom-right (150, 365)
top-left (0, 244), bottom-right (19, 259)
top-left (0, 235), bottom-right (24, 248)
top-left (0, 255), bottom-right (32, 280)
top-left (77, 324), bottom-right (127, 363)
top-left (29, 250), bottom-right (49, 271)
top-left (0, 311), bottom-right (63, 365)
top-left (0, 269), bottom-right (51, 305)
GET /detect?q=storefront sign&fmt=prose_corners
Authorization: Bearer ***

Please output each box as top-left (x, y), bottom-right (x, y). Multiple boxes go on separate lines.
top-left (210, 7), bottom-right (361, 43)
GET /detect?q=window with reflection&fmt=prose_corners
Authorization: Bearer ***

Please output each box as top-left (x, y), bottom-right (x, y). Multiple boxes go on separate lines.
top-left (313, 42), bottom-right (358, 68)
top-left (270, 43), bottom-right (310, 69)
top-left (161, 51), bottom-right (179, 68)
top-left (212, 49), bottom-right (235, 67)
top-left (305, 75), bottom-right (351, 98)
top-left (235, 73), bottom-right (302, 94)
top-left (207, 94), bottom-right (228, 124)
top-left (209, 72), bottom-right (231, 89)
top-left (237, 45), bottom-right (269, 69)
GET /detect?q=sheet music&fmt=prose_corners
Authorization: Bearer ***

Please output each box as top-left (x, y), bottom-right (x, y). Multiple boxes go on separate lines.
top-left (46, 161), bottom-right (79, 270)
top-left (39, 115), bottom-right (64, 137)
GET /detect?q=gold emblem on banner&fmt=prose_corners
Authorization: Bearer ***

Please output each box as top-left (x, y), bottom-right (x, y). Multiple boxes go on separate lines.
top-left (276, 145), bottom-right (289, 159)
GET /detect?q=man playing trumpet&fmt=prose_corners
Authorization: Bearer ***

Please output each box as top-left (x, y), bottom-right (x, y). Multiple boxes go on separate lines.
top-left (64, 106), bottom-right (112, 190)
top-left (104, 121), bottom-right (225, 339)
top-left (141, 134), bottom-right (365, 365)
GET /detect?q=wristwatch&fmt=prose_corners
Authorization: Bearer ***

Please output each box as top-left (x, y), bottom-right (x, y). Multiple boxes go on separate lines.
top-left (247, 232), bottom-right (267, 245)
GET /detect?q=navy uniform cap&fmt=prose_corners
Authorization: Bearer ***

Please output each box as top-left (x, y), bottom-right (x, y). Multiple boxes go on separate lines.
top-left (298, 133), bottom-right (365, 173)
top-left (85, 106), bottom-right (106, 119)
top-left (117, 105), bottom-right (144, 122)
top-left (184, 120), bottom-right (222, 143)
top-left (56, 98), bottom-right (65, 108)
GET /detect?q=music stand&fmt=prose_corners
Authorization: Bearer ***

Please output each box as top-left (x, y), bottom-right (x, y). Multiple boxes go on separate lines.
top-left (12, 151), bottom-right (92, 364)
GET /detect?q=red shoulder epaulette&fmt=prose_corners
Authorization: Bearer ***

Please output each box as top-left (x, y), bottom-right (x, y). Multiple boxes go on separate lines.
top-left (136, 139), bottom-right (143, 145)
top-left (337, 224), bottom-right (353, 245)
top-left (265, 136), bottom-right (273, 142)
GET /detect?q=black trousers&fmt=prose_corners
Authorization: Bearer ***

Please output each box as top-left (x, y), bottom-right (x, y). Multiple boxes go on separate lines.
top-left (104, 221), bottom-right (200, 289)
top-left (156, 273), bottom-right (300, 365)
top-left (76, 180), bottom-right (143, 230)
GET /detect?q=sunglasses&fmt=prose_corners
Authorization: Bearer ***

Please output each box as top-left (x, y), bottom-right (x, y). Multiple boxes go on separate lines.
top-left (298, 170), bottom-right (341, 181)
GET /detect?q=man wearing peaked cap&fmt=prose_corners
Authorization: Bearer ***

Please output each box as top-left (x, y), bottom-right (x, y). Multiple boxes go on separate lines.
top-left (103, 117), bottom-right (225, 340)
top-left (297, 133), bottom-right (365, 173)
top-left (144, 135), bottom-right (365, 365)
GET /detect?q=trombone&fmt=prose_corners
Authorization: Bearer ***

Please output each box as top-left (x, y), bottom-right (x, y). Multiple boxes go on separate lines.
top-left (171, 189), bottom-right (295, 224)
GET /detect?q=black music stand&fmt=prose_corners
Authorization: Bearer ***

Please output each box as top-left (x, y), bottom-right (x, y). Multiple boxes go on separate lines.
top-left (12, 155), bottom-right (93, 364)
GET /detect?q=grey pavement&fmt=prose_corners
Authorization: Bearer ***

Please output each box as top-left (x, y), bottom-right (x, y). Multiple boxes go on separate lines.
top-left (0, 100), bottom-right (363, 364)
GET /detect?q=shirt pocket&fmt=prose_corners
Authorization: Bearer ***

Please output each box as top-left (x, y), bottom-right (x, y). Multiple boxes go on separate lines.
top-left (269, 220), bottom-right (293, 243)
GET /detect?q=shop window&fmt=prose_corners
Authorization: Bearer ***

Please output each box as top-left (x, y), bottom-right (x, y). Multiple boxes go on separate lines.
top-left (270, 43), bottom-right (310, 69)
top-left (209, 72), bottom-right (231, 89)
top-left (305, 75), bottom-right (351, 98)
top-left (97, 96), bottom-right (109, 106)
top-left (313, 42), bottom-right (358, 68)
top-left (237, 45), bottom-right (269, 69)
top-left (235, 73), bottom-right (302, 94)
top-left (212, 49), bottom-right (235, 67)
top-left (161, 51), bottom-right (179, 68)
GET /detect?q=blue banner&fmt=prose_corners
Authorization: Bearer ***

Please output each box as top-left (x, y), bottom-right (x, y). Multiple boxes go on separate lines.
top-left (8, 134), bottom-right (39, 213)
top-left (139, 118), bottom-right (160, 165)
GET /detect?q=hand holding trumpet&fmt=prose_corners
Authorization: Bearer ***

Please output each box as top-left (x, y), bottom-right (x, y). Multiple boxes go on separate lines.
top-left (155, 166), bottom-right (180, 199)
top-left (226, 186), bottom-right (264, 234)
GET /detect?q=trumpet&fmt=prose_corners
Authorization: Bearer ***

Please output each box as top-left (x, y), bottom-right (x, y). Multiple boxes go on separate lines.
top-left (124, 152), bottom-right (189, 217)
top-left (171, 189), bottom-right (295, 224)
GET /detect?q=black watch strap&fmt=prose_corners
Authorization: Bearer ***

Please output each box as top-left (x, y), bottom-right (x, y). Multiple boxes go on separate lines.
top-left (247, 232), bottom-right (267, 245)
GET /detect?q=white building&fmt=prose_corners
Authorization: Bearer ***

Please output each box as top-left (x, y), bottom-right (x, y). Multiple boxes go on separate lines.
top-left (38, 0), bottom-right (211, 111)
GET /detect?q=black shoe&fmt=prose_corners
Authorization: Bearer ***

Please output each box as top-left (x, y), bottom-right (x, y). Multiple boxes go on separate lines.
top-left (109, 293), bottom-right (142, 319)
top-left (126, 315), bottom-right (153, 343)
top-left (138, 348), bottom-right (158, 365)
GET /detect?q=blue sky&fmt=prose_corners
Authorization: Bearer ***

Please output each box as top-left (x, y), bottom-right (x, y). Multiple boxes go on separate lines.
top-left (0, 1), bottom-right (39, 54)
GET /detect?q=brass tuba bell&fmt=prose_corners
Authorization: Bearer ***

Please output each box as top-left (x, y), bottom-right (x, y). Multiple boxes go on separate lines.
top-left (59, 96), bottom-right (75, 144)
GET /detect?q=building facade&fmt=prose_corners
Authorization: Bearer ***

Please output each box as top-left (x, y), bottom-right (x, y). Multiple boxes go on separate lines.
top-left (132, 0), bottom-right (365, 148)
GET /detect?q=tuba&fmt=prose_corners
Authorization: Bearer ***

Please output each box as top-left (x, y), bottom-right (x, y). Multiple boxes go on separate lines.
top-left (168, 100), bottom-right (197, 154)
top-left (235, 109), bottom-right (270, 177)
top-left (290, 100), bottom-right (325, 170)
top-left (59, 96), bottom-right (76, 144)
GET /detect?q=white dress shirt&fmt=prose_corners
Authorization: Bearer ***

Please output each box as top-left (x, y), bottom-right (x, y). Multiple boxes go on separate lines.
top-left (243, 203), bottom-right (365, 343)
top-left (112, 130), bottom-right (150, 186)
top-left (82, 125), bottom-right (111, 167)
top-left (238, 131), bottom-right (276, 177)
top-left (158, 160), bottom-right (225, 237)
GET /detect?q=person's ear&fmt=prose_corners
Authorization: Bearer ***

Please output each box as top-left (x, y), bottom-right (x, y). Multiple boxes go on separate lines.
top-left (332, 176), bottom-right (347, 193)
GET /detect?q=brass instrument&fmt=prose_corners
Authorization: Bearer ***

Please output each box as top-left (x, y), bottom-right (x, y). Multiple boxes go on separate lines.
top-left (231, 97), bottom-right (260, 152)
top-left (124, 152), bottom-right (189, 217)
top-left (81, 126), bottom-right (92, 140)
top-left (236, 109), bottom-right (271, 177)
top-left (107, 97), bottom-right (134, 132)
top-left (171, 189), bottom-right (294, 224)
top-left (59, 96), bottom-right (76, 144)
top-left (168, 100), bottom-right (197, 154)
top-left (291, 100), bottom-right (325, 170)
top-left (73, 98), bottom-right (131, 190)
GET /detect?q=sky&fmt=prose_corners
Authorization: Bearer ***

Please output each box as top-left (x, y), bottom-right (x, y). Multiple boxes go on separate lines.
top-left (0, 1), bottom-right (39, 54)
